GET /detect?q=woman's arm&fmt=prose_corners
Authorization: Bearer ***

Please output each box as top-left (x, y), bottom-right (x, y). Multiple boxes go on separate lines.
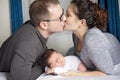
top-left (78, 62), bottom-right (87, 72)
top-left (62, 70), bottom-right (106, 76)
top-left (85, 30), bottom-right (120, 75)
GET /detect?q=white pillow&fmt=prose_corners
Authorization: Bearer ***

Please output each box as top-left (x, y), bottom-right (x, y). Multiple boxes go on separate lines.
top-left (47, 31), bottom-right (73, 56)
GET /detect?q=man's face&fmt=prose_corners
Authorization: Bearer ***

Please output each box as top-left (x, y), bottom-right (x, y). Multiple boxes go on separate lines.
top-left (46, 4), bottom-right (66, 34)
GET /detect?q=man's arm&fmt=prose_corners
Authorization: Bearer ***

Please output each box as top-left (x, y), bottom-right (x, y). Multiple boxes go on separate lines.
top-left (10, 51), bottom-right (33, 80)
top-left (10, 42), bottom-right (42, 80)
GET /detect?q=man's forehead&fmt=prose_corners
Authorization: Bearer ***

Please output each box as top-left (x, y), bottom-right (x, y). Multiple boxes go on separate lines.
top-left (48, 4), bottom-right (62, 18)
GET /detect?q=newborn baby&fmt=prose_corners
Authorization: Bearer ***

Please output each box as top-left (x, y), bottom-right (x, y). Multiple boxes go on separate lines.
top-left (41, 49), bottom-right (87, 75)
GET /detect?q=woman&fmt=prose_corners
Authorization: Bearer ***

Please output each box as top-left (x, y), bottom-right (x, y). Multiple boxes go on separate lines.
top-left (64, 0), bottom-right (120, 76)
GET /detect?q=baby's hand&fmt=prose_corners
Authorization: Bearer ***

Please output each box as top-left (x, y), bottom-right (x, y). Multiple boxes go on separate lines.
top-left (45, 67), bottom-right (55, 74)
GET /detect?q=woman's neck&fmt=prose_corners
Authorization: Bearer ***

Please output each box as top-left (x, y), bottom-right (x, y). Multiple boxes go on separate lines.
top-left (73, 27), bottom-right (88, 42)
top-left (73, 27), bottom-right (88, 52)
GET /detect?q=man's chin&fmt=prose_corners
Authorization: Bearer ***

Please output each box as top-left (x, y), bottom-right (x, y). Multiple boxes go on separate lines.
top-left (56, 29), bottom-right (64, 32)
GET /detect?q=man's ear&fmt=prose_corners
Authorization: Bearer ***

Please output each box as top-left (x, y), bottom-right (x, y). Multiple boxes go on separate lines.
top-left (39, 21), bottom-right (48, 30)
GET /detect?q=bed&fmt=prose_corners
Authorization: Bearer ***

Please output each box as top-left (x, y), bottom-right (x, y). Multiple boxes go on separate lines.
top-left (0, 72), bottom-right (120, 80)
top-left (0, 31), bottom-right (120, 80)
top-left (36, 73), bottom-right (120, 80)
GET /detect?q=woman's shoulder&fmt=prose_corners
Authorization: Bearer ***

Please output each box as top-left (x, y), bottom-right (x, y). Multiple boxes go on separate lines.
top-left (84, 28), bottom-right (111, 50)
top-left (85, 28), bottom-right (109, 42)
top-left (86, 28), bottom-right (103, 35)
top-left (85, 28), bottom-right (119, 44)
top-left (84, 28), bottom-right (120, 53)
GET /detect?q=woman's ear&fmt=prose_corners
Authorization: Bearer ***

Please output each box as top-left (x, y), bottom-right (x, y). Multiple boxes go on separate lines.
top-left (79, 19), bottom-right (87, 26)
top-left (39, 21), bottom-right (48, 30)
top-left (80, 19), bottom-right (86, 24)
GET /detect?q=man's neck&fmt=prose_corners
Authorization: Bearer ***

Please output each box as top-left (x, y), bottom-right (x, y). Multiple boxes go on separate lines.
top-left (36, 27), bottom-right (50, 39)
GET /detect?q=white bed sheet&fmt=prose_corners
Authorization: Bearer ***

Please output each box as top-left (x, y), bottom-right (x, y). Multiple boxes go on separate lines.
top-left (36, 73), bottom-right (64, 80)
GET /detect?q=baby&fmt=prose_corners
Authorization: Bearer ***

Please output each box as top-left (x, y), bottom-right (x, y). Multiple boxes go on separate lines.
top-left (41, 49), bottom-right (87, 75)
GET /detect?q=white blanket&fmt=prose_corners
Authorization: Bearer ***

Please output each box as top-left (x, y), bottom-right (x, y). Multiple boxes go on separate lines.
top-left (36, 73), bottom-right (64, 80)
top-left (36, 73), bottom-right (120, 80)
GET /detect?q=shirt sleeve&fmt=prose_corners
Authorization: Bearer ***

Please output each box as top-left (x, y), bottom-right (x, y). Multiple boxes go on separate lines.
top-left (10, 42), bottom-right (43, 80)
top-left (85, 32), bottom-right (120, 75)
top-left (54, 67), bottom-right (67, 74)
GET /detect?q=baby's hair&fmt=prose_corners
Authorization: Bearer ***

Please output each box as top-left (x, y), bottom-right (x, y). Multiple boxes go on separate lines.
top-left (41, 49), bottom-right (57, 67)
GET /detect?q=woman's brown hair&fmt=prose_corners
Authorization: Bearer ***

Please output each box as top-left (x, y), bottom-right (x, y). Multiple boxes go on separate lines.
top-left (71, 0), bottom-right (108, 32)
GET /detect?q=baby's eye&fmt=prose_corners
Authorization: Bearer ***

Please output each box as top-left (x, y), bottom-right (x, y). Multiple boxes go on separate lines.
top-left (50, 64), bottom-right (53, 68)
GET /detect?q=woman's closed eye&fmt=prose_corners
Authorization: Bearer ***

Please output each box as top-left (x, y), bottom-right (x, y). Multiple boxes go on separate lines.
top-left (66, 13), bottom-right (70, 17)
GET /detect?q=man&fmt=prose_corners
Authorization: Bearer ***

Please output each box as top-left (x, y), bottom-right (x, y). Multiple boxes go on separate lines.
top-left (0, 0), bottom-right (65, 80)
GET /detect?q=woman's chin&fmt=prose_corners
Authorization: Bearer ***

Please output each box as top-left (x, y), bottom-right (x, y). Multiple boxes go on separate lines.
top-left (63, 27), bottom-right (69, 31)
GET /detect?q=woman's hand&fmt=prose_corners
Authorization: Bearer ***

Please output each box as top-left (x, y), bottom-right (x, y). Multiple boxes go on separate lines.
top-left (61, 70), bottom-right (81, 76)
top-left (61, 70), bottom-right (106, 76)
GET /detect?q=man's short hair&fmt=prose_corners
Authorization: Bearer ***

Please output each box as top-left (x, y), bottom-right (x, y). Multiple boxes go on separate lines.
top-left (29, 0), bottom-right (59, 26)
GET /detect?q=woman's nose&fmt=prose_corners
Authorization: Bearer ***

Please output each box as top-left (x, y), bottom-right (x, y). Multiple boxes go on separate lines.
top-left (62, 15), bottom-right (66, 21)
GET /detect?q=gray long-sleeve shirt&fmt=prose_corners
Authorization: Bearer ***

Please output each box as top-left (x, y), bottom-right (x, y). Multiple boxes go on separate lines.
top-left (73, 28), bottom-right (120, 75)
top-left (0, 22), bottom-right (48, 80)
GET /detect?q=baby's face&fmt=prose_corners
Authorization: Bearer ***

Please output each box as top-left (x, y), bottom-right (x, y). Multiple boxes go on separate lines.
top-left (48, 51), bottom-right (65, 68)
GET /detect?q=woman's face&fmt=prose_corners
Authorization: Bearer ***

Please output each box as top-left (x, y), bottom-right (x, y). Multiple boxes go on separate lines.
top-left (64, 4), bottom-right (80, 31)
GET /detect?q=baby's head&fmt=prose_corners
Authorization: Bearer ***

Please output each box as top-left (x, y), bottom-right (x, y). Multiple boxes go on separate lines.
top-left (42, 49), bottom-right (65, 68)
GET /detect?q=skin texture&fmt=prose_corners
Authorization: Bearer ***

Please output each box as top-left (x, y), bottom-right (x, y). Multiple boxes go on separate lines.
top-left (48, 52), bottom-right (65, 68)
top-left (37, 4), bottom-right (66, 38)
top-left (46, 52), bottom-right (65, 74)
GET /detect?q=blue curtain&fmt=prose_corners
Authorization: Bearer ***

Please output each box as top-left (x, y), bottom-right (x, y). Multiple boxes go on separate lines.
top-left (99, 0), bottom-right (120, 41)
top-left (10, 0), bottom-right (23, 33)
